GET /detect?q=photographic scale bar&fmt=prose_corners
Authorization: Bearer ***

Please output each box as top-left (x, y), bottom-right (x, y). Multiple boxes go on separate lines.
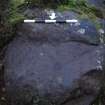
top-left (24, 19), bottom-right (78, 23)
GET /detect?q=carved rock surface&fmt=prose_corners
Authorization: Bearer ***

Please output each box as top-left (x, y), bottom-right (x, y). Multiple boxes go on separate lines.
top-left (4, 9), bottom-right (104, 105)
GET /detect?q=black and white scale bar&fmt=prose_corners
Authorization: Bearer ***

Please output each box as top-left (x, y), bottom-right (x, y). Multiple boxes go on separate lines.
top-left (24, 19), bottom-right (78, 23)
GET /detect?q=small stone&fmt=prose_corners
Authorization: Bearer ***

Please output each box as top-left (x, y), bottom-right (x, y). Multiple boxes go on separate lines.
top-left (74, 22), bottom-right (80, 26)
top-left (97, 60), bottom-right (101, 64)
top-left (96, 65), bottom-right (103, 70)
top-left (1, 97), bottom-right (6, 101)
top-left (77, 28), bottom-right (86, 34)
top-left (99, 29), bottom-right (105, 34)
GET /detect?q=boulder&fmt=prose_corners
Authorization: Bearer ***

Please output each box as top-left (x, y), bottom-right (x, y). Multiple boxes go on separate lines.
top-left (4, 9), bottom-right (105, 105)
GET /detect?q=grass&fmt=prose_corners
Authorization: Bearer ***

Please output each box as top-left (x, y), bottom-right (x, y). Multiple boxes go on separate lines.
top-left (58, 0), bottom-right (102, 18)
top-left (58, 0), bottom-right (103, 29)
top-left (8, 0), bottom-right (26, 25)
top-left (9, 0), bottom-right (103, 29)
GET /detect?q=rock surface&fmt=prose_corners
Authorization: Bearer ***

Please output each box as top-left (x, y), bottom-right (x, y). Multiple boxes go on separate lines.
top-left (88, 0), bottom-right (105, 8)
top-left (4, 8), bottom-right (105, 105)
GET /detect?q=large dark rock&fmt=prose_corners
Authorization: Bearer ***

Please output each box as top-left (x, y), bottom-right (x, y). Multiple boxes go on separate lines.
top-left (4, 9), bottom-right (105, 105)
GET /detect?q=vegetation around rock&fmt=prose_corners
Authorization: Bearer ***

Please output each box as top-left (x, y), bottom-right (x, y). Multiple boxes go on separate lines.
top-left (8, 0), bottom-right (104, 29)
top-left (0, 0), bottom-right (12, 49)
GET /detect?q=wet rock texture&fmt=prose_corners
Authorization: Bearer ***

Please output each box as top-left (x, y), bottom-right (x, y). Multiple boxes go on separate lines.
top-left (4, 8), bottom-right (105, 105)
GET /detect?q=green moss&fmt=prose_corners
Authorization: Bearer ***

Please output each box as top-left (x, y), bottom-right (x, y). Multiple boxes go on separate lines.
top-left (8, 0), bottom-right (26, 25)
top-left (58, 0), bottom-right (101, 17)
top-left (58, 0), bottom-right (103, 29)
top-left (7, 0), bottom-right (104, 30)
top-left (8, 0), bottom-right (103, 28)
top-left (10, 0), bottom-right (25, 8)
top-left (9, 12), bottom-right (25, 25)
